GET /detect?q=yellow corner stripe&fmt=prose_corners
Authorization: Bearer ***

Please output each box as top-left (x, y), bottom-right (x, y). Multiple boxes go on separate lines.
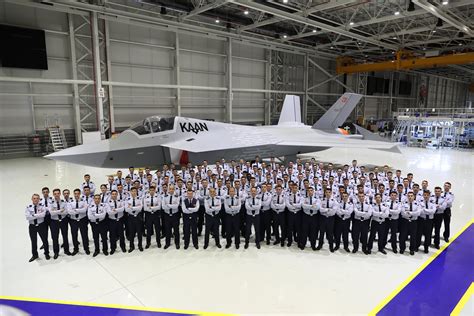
top-left (451, 283), bottom-right (474, 316)
top-left (369, 218), bottom-right (474, 316)
top-left (0, 295), bottom-right (234, 316)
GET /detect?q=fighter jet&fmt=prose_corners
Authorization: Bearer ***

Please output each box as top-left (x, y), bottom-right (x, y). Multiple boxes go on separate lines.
top-left (46, 93), bottom-right (400, 168)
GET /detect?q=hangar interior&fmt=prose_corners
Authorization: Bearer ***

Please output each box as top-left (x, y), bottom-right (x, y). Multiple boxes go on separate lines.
top-left (1, 0), bottom-right (474, 315)
top-left (1, 0), bottom-right (473, 156)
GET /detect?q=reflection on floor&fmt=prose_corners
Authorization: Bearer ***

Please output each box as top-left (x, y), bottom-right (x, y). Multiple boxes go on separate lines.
top-left (0, 147), bottom-right (472, 315)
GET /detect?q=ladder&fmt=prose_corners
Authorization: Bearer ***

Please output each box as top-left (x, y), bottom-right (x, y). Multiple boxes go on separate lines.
top-left (48, 127), bottom-right (68, 152)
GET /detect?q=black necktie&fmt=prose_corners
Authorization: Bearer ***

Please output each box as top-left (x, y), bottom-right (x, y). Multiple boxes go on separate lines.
top-left (133, 198), bottom-right (136, 207)
top-left (231, 197), bottom-right (234, 206)
top-left (169, 195), bottom-right (172, 204)
top-left (96, 205), bottom-right (99, 214)
top-left (277, 195), bottom-right (280, 204)
top-left (33, 205), bottom-right (38, 225)
top-left (390, 201), bottom-right (394, 209)
top-left (399, 195), bottom-right (401, 202)
top-left (212, 198), bottom-right (215, 207)
top-left (436, 197), bottom-right (439, 204)
top-left (151, 196), bottom-right (154, 207)
top-left (379, 205), bottom-right (381, 212)
top-left (426, 201), bottom-right (428, 208)
top-left (75, 200), bottom-right (79, 218)
top-left (326, 199), bottom-right (329, 208)
top-left (204, 187), bottom-right (206, 196)
top-left (45, 199), bottom-right (48, 207)
top-left (57, 201), bottom-right (62, 220)
top-left (252, 197), bottom-right (255, 205)
top-left (410, 203), bottom-right (413, 212)
top-left (114, 200), bottom-right (117, 208)
top-left (343, 202), bottom-right (346, 210)
top-left (120, 192), bottom-right (122, 200)
top-left (310, 196), bottom-right (312, 205)
top-left (362, 203), bottom-right (364, 212)
top-left (102, 195), bottom-right (104, 203)
top-left (293, 195), bottom-right (296, 203)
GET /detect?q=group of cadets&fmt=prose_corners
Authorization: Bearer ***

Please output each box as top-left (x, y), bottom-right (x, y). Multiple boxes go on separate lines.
top-left (25, 157), bottom-right (454, 262)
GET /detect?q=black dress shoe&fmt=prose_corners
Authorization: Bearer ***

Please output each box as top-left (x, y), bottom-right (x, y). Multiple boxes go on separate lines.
top-left (138, 246), bottom-right (144, 252)
top-left (29, 255), bottom-right (39, 262)
top-left (157, 243), bottom-right (161, 248)
top-left (367, 250), bottom-right (372, 254)
top-left (434, 245), bottom-right (440, 249)
top-left (344, 247), bottom-right (350, 253)
top-left (71, 249), bottom-right (79, 256)
top-left (128, 247), bottom-right (135, 253)
top-left (103, 250), bottom-right (109, 256)
top-left (244, 243), bottom-right (249, 249)
top-left (380, 249), bottom-right (387, 255)
top-left (410, 251), bottom-right (415, 255)
top-left (316, 245), bottom-right (322, 250)
top-left (203, 244), bottom-right (209, 249)
top-left (266, 240), bottom-right (270, 245)
top-left (312, 246), bottom-right (317, 251)
top-left (45, 254), bottom-right (50, 260)
top-left (164, 244), bottom-right (170, 249)
top-left (280, 242), bottom-right (285, 247)
top-left (216, 244), bottom-right (222, 249)
top-left (145, 244), bottom-right (151, 249)
top-left (194, 244), bottom-right (199, 249)
top-left (444, 237), bottom-right (449, 243)
top-left (64, 251), bottom-right (72, 256)
top-left (85, 249), bottom-right (90, 255)
top-left (400, 250), bottom-right (405, 255)
top-left (273, 240), bottom-right (280, 245)
top-left (352, 249), bottom-right (358, 253)
top-left (392, 249), bottom-right (398, 254)
top-left (184, 245), bottom-right (189, 250)
top-left (121, 247), bottom-right (126, 253)
top-left (287, 242), bottom-right (292, 247)
top-left (40, 245), bottom-right (44, 250)
top-left (424, 249), bottom-right (429, 254)
top-left (53, 253), bottom-right (59, 260)
top-left (176, 245), bottom-right (180, 249)
top-left (236, 244), bottom-right (240, 249)
top-left (110, 249), bottom-right (116, 255)
top-left (93, 251), bottom-right (99, 257)
top-left (329, 247), bottom-right (334, 253)
top-left (225, 243), bottom-right (231, 249)
top-left (333, 245), bottom-right (340, 251)
top-left (256, 244), bottom-right (261, 249)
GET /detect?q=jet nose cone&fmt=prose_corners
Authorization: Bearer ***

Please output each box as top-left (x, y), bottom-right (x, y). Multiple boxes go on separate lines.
top-left (44, 140), bottom-right (111, 167)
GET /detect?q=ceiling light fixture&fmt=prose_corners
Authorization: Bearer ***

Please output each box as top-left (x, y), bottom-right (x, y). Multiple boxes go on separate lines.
top-left (312, 29), bottom-right (317, 33)
top-left (215, 19), bottom-right (220, 23)
top-left (442, 0), bottom-right (449, 5)
top-left (394, 11), bottom-right (400, 15)
top-left (283, 34), bottom-right (287, 38)
top-left (349, 22), bottom-right (354, 26)
top-left (244, 10), bottom-right (249, 15)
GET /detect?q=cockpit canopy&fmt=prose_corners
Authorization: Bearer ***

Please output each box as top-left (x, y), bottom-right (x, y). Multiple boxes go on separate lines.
top-left (129, 116), bottom-right (175, 135)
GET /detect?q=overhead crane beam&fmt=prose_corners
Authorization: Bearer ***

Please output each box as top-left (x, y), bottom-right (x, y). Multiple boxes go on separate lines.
top-left (336, 51), bottom-right (474, 74)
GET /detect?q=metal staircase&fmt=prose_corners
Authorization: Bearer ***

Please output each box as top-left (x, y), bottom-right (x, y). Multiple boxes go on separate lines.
top-left (48, 127), bottom-right (68, 152)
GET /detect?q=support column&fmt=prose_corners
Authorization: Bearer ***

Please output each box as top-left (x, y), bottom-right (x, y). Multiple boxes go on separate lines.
top-left (104, 20), bottom-right (115, 134)
top-left (264, 49), bottom-right (271, 125)
top-left (68, 13), bottom-right (82, 144)
top-left (303, 53), bottom-right (309, 124)
top-left (226, 37), bottom-right (233, 123)
top-left (91, 11), bottom-right (105, 140)
top-left (175, 32), bottom-right (181, 116)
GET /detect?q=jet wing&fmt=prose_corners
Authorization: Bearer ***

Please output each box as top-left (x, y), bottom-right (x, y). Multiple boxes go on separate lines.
top-left (160, 127), bottom-right (279, 153)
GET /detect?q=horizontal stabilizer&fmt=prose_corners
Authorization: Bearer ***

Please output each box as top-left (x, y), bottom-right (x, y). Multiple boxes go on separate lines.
top-left (370, 145), bottom-right (402, 154)
top-left (354, 124), bottom-right (387, 142)
top-left (278, 95), bottom-right (302, 125)
top-left (312, 93), bottom-right (362, 131)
